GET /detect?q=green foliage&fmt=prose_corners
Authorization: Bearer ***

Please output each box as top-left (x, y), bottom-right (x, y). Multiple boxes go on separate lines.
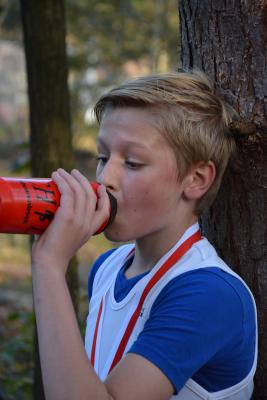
top-left (67, 0), bottom-right (179, 72)
top-left (0, 0), bottom-right (22, 40)
top-left (66, 0), bottom-right (179, 137)
top-left (0, 0), bottom-right (180, 148)
top-left (0, 310), bottom-right (34, 400)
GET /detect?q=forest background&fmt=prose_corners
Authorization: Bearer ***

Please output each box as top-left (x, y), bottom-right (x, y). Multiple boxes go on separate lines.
top-left (1, 1), bottom-right (267, 399)
top-left (0, 1), bottom-right (179, 399)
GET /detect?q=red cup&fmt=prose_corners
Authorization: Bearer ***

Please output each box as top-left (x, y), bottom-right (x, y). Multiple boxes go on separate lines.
top-left (0, 177), bottom-right (117, 235)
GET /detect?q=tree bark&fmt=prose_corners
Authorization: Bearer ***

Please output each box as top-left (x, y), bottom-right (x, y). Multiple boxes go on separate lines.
top-left (20, 1), bottom-right (79, 398)
top-left (179, 1), bottom-right (267, 398)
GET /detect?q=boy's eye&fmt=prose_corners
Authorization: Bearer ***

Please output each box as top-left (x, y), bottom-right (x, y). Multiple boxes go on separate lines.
top-left (96, 156), bottom-right (143, 170)
top-left (125, 160), bottom-right (143, 169)
top-left (96, 156), bottom-right (108, 164)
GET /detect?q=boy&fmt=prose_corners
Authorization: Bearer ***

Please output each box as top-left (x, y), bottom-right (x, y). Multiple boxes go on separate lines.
top-left (31, 71), bottom-right (257, 400)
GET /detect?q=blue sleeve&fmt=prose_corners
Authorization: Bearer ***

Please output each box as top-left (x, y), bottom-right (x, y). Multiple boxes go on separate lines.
top-left (88, 248), bottom-right (117, 301)
top-left (128, 268), bottom-right (256, 393)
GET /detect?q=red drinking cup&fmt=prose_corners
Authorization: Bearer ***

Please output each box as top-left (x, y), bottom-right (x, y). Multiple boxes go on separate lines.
top-left (0, 177), bottom-right (117, 235)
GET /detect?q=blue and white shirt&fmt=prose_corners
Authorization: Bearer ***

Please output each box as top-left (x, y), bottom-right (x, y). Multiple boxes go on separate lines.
top-left (85, 224), bottom-right (257, 399)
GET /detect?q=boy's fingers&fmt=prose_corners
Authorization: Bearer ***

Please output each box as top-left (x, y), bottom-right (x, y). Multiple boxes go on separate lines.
top-left (70, 169), bottom-right (91, 190)
top-left (69, 169), bottom-right (97, 218)
top-left (51, 170), bottom-right (75, 217)
top-left (71, 169), bottom-right (98, 201)
top-left (52, 169), bottom-right (107, 236)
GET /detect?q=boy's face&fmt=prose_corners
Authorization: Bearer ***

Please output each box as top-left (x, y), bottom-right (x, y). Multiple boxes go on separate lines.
top-left (96, 107), bottom-right (193, 243)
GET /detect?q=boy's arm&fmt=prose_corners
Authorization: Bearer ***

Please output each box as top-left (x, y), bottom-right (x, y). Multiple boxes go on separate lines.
top-left (32, 264), bottom-right (174, 400)
top-left (32, 168), bottom-right (173, 400)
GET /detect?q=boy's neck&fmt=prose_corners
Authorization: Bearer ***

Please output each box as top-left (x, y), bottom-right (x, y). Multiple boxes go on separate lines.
top-left (125, 216), bottom-right (198, 279)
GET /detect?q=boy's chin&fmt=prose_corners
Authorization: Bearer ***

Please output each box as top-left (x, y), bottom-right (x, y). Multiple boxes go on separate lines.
top-left (103, 228), bottom-right (133, 244)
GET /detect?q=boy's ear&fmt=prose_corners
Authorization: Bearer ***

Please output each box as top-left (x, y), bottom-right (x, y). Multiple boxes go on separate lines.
top-left (183, 161), bottom-right (216, 201)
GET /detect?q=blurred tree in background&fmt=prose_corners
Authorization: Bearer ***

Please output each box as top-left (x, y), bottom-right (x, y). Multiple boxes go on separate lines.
top-left (20, 0), bottom-right (77, 399)
top-left (68, 0), bottom-right (178, 71)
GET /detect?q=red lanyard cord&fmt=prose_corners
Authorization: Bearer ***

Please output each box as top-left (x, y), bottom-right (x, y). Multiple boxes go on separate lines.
top-left (90, 298), bottom-right (103, 367)
top-left (91, 229), bottom-right (202, 373)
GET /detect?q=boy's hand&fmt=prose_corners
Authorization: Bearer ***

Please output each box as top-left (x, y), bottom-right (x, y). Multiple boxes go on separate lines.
top-left (31, 168), bottom-right (110, 275)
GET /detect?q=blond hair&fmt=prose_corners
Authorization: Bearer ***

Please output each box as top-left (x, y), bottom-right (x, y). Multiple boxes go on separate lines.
top-left (94, 71), bottom-right (236, 214)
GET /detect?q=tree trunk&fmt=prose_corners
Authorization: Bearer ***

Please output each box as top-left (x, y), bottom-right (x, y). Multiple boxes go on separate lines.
top-left (179, 1), bottom-right (267, 398)
top-left (20, 1), bottom-right (79, 398)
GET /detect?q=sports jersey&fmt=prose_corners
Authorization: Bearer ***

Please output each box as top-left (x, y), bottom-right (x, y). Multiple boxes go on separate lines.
top-left (85, 223), bottom-right (257, 399)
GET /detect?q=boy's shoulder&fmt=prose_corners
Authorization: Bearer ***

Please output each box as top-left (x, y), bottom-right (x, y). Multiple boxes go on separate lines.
top-left (154, 266), bottom-right (254, 311)
top-left (131, 266), bottom-right (256, 393)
